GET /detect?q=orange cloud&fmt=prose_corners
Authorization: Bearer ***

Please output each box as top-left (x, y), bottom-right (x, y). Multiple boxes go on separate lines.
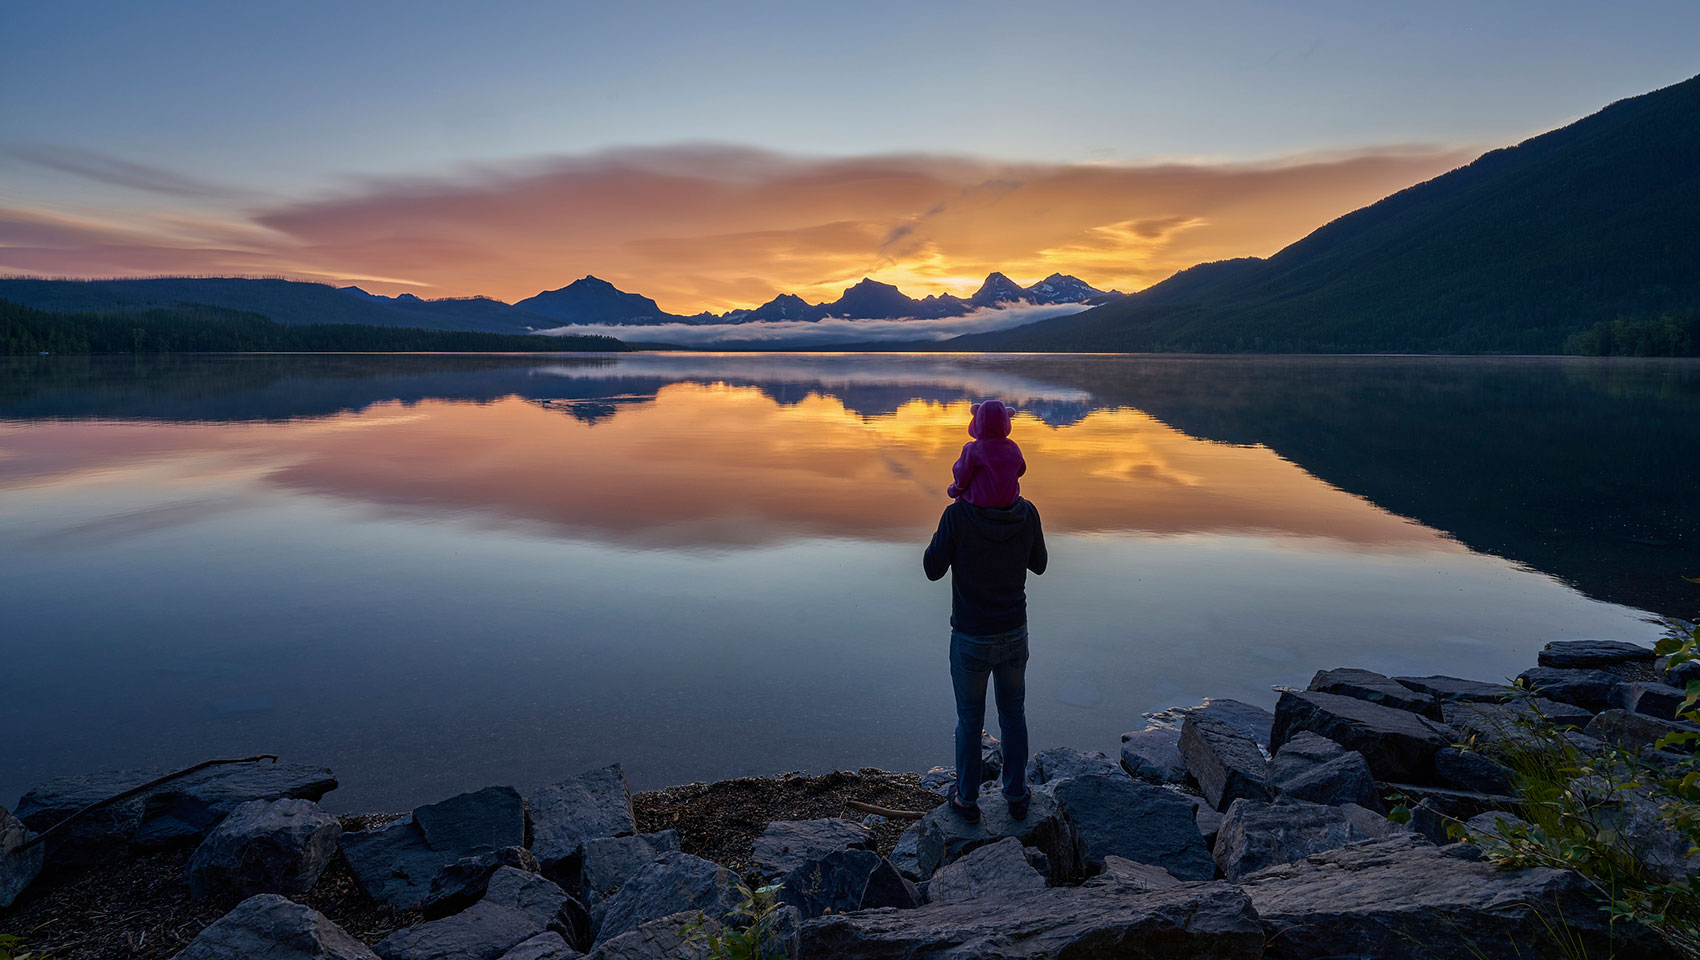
top-left (3, 144), bottom-right (1474, 312)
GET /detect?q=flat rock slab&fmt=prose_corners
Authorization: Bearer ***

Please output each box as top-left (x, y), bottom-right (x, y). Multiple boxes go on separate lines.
top-left (528, 765), bottom-right (637, 876)
top-left (1539, 640), bottom-right (1655, 670)
top-left (1242, 835), bottom-right (1676, 959)
top-left (779, 847), bottom-right (917, 918)
top-left (579, 830), bottom-right (680, 905)
top-left (1083, 856), bottom-right (1181, 892)
top-left (17, 760), bottom-right (337, 865)
top-left (1212, 799), bottom-right (1372, 881)
top-left (910, 786), bottom-right (1078, 884)
top-left (582, 910), bottom-right (706, 960)
top-left (1180, 713), bottom-right (1272, 811)
top-left (1119, 727), bottom-right (1187, 783)
top-left (1, 805), bottom-right (44, 909)
top-left (187, 798), bottom-right (341, 900)
top-left (924, 836), bottom-right (1045, 903)
top-left (799, 879), bottom-right (1264, 959)
top-left (376, 867), bottom-right (584, 960)
top-left (1516, 667), bottom-right (1621, 712)
top-left (1148, 698), bottom-right (1275, 747)
top-left (1025, 746), bottom-right (1123, 790)
top-left (172, 893), bottom-right (380, 960)
top-left (1308, 668), bottom-right (1442, 719)
top-left (591, 852), bottom-right (738, 946)
top-left (1393, 675), bottom-right (1511, 703)
top-left (1272, 689), bottom-right (1452, 783)
top-left (751, 818), bottom-right (872, 879)
top-left (1052, 773), bottom-right (1215, 880)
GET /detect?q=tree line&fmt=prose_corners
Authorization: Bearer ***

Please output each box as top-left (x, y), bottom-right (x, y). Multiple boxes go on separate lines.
top-left (0, 298), bottom-right (630, 354)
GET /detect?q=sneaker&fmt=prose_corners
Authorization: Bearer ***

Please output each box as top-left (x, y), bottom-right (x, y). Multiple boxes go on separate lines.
top-left (948, 788), bottom-right (981, 824)
top-left (1006, 792), bottom-right (1030, 820)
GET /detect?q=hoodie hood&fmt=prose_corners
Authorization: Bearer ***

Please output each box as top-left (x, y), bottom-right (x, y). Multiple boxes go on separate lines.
top-left (968, 400), bottom-right (1012, 440)
top-left (963, 497), bottom-right (1030, 541)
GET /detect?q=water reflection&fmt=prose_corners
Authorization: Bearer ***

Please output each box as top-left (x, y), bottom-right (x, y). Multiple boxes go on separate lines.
top-left (0, 353), bottom-right (1692, 811)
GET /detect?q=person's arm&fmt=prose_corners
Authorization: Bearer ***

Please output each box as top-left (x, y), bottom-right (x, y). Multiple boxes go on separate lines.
top-left (946, 442), bottom-right (975, 499)
top-left (923, 507), bottom-right (954, 581)
top-left (1027, 503), bottom-right (1047, 575)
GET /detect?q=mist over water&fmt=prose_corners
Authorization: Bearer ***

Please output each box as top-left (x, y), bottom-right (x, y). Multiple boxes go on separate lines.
top-left (537, 301), bottom-right (1092, 347)
top-left (0, 353), bottom-right (1692, 812)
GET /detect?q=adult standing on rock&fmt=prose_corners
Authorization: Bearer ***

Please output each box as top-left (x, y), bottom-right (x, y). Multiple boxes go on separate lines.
top-left (924, 399), bottom-right (1048, 824)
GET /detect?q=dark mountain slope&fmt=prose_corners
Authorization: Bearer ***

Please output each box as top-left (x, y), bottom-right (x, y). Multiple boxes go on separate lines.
top-left (516, 276), bottom-right (685, 325)
top-left (950, 73), bottom-right (1700, 353)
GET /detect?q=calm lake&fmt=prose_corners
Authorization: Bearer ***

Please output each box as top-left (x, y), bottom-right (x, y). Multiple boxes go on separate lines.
top-left (2, 352), bottom-right (1696, 812)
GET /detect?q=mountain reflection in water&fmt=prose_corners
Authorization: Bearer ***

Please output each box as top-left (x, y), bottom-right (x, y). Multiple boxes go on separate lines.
top-left (0, 353), bottom-right (1692, 811)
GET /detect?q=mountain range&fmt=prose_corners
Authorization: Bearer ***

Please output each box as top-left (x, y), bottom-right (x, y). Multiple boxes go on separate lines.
top-left (0, 271), bottom-right (1115, 335)
top-left (513, 271), bottom-right (1115, 326)
top-left (942, 72), bottom-right (1700, 353)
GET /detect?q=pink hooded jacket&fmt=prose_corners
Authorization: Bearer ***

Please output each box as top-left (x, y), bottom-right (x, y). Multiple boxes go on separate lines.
top-left (947, 400), bottom-right (1026, 508)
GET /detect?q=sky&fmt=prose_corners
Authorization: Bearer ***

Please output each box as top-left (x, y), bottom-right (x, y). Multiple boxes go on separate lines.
top-left (2, 0), bottom-right (1697, 313)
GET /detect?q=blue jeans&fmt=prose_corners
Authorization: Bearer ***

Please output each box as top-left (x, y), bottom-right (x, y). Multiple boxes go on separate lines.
top-left (950, 626), bottom-right (1029, 806)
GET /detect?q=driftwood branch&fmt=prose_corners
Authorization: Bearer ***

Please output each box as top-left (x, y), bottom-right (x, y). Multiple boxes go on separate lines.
top-left (845, 799), bottom-right (927, 820)
top-left (17, 754), bottom-right (279, 852)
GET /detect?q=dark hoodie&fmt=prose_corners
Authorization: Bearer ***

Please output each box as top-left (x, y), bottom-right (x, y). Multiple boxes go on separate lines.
top-left (923, 497), bottom-right (1047, 635)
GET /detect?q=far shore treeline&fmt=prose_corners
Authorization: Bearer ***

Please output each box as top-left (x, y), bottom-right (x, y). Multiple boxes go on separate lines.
top-left (0, 299), bottom-right (630, 355)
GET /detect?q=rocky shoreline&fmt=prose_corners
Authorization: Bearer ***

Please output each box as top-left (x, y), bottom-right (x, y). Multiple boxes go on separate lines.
top-left (3, 637), bottom-right (1696, 959)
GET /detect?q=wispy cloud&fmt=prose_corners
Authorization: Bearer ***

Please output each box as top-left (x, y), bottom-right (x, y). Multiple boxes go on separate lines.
top-left (1, 143), bottom-right (1475, 310)
top-left (10, 145), bottom-right (247, 200)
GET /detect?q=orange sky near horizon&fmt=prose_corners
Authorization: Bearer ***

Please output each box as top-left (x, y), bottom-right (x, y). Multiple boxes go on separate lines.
top-left (0, 145), bottom-right (1475, 314)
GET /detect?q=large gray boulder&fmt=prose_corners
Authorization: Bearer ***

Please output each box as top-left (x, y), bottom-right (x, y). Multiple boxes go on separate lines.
top-left (18, 760), bottom-right (337, 865)
top-left (172, 894), bottom-right (380, 960)
top-left (495, 932), bottom-right (579, 960)
top-left (424, 846), bottom-right (542, 920)
top-left (376, 867), bottom-right (586, 960)
top-left (1442, 697), bottom-right (1593, 744)
top-left (750, 818), bottom-right (871, 880)
top-left (1308, 668), bottom-right (1442, 719)
top-left (1610, 681), bottom-right (1687, 720)
top-left (778, 848), bottom-right (917, 917)
top-left (1025, 746), bottom-right (1123, 791)
top-left (1082, 855), bottom-right (1181, 891)
top-left (907, 786), bottom-right (1079, 884)
top-left (1242, 835), bottom-right (1676, 959)
top-left (578, 830), bottom-right (680, 905)
top-left (923, 836), bottom-right (1046, 903)
top-left (592, 852), bottom-right (739, 946)
top-left (1212, 799), bottom-right (1373, 881)
top-left (414, 786), bottom-right (528, 853)
top-left (344, 786), bottom-right (532, 911)
top-left (1269, 732), bottom-right (1381, 810)
top-left (1432, 746), bottom-right (1515, 795)
top-left (1539, 640), bottom-right (1655, 672)
top-left (1119, 726), bottom-right (1187, 783)
top-left (1515, 667), bottom-right (1621, 712)
top-left (1180, 713), bottom-right (1271, 811)
top-left (187, 798), bottom-right (341, 900)
top-left (1584, 708), bottom-right (1700, 751)
top-left (584, 906), bottom-right (798, 960)
top-left (1051, 773), bottom-right (1215, 880)
top-left (1, 805), bottom-right (44, 909)
top-left (1272, 690), bottom-right (1452, 783)
top-left (528, 765), bottom-right (637, 879)
top-left (798, 878), bottom-right (1264, 958)
top-left (1392, 675), bottom-right (1510, 703)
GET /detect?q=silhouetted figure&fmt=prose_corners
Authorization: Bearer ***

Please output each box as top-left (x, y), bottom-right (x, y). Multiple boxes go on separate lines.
top-left (924, 400), bottom-right (1047, 822)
